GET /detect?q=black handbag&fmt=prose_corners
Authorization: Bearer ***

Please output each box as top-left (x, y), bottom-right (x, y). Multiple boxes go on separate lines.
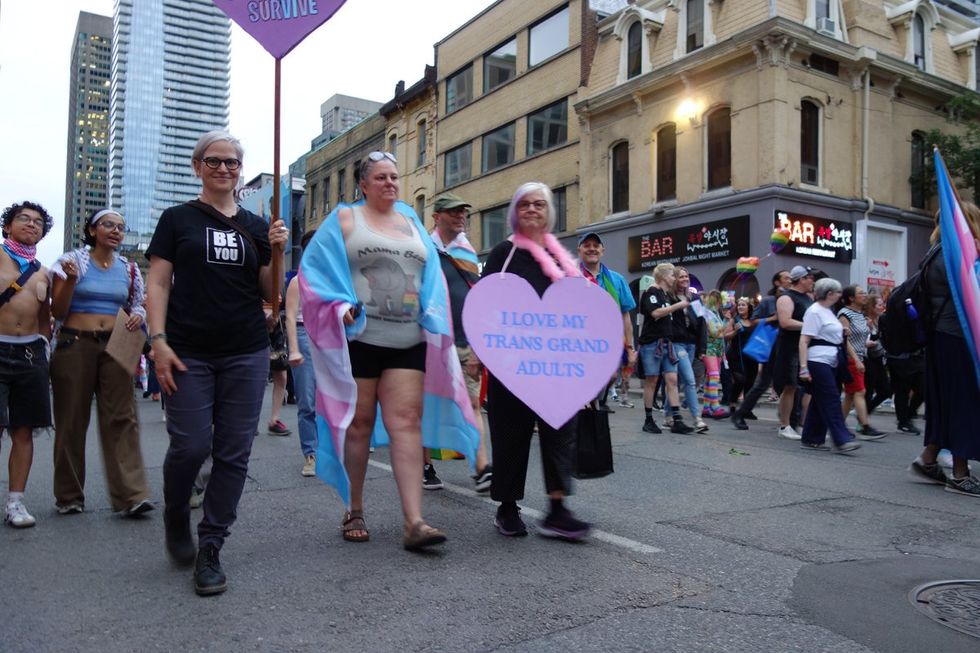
top-left (573, 401), bottom-right (614, 479)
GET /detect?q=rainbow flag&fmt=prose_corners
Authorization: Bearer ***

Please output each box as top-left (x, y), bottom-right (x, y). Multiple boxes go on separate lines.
top-left (933, 149), bottom-right (980, 386)
top-left (298, 200), bottom-right (480, 506)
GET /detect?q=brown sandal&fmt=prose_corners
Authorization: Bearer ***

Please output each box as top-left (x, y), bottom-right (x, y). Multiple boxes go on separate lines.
top-left (403, 521), bottom-right (447, 551)
top-left (341, 510), bottom-right (369, 542)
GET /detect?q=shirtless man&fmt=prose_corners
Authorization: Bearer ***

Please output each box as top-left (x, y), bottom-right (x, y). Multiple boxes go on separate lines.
top-left (0, 202), bottom-right (53, 528)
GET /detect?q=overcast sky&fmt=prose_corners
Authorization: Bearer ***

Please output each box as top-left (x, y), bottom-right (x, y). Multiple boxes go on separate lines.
top-left (0, 0), bottom-right (495, 264)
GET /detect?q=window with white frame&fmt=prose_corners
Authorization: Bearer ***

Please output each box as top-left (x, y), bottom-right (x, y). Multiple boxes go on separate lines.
top-left (806, 0), bottom-right (846, 40)
top-left (800, 100), bottom-right (820, 186)
top-left (627, 22), bottom-right (642, 79)
top-left (674, 0), bottom-right (714, 58)
top-left (913, 13), bottom-right (926, 70)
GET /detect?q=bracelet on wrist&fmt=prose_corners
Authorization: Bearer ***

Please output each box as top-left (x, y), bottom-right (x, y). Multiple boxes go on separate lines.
top-left (149, 333), bottom-right (167, 342)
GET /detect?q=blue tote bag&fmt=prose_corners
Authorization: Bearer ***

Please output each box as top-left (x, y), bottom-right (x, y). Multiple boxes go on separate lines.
top-left (743, 322), bottom-right (778, 363)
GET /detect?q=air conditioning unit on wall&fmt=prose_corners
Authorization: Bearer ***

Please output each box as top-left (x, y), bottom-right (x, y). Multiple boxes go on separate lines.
top-left (817, 17), bottom-right (837, 36)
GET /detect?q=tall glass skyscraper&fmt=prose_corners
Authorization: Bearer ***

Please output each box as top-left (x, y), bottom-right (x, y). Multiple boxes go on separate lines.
top-left (109, 0), bottom-right (231, 251)
top-left (64, 12), bottom-right (113, 252)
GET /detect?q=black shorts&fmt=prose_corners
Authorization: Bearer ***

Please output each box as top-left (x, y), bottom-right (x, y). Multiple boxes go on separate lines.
top-left (0, 338), bottom-right (52, 429)
top-left (348, 340), bottom-right (426, 378)
top-left (771, 342), bottom-right (800, 395)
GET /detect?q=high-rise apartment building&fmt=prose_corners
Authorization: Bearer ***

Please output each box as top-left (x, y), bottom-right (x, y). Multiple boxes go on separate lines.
top-left (108, 0), bottom-right (231, 251)
top-left (320, 94), bottom-right (383, 136)
top-left (64, 12), bottom-right (112, 251)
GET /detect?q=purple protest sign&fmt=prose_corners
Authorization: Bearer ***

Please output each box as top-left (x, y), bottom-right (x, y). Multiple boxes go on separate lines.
top-left (213, 0), bottom-right (347, 59)
top-left (463, 274), bottom-right (623, 429)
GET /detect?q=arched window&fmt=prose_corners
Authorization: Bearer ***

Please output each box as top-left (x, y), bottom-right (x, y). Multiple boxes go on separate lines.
top-left (913, 13), bottom-right (926, 71)
top-left (800, 100), bottom-right (820, 186)
top-left (707, 108), bottom-right (731, 190)
top-left (910, 132), bottom-right (927, 209)
top-left (388, 133), bottom-right (397, 158)
top-left (656, 124), bottom-right (676, 202)
top-left (611, 141), bottom-right (630, 213)
top-left (627, 22), bottom-right (642, 79)
top-left (416, 119), bottom-right (427, 167)
top-left (415, 194), bottom-right (425, 220)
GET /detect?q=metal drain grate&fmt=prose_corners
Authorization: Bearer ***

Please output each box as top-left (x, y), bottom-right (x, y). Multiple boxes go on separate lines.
top-left (910, 580), bottom-right (980, 639)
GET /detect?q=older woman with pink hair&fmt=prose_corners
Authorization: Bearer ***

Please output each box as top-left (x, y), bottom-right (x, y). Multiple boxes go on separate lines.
top-left (481, 182), bottom-right (591, 541)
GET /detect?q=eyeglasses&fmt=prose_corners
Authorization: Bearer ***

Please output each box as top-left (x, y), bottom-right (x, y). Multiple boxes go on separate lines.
top-left (197, 157), bottom-right (242, 171)
top-left (368, 151), bottom-right (397, 164)
top-left (516, 200), bottom-right (548, 211)
top-left (12, 214), bottom-right (46, 228)
top-left (97, 220), bottom-right (126, 233)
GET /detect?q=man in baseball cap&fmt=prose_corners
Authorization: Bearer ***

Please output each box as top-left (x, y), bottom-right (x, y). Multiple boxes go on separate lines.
top-left (789, 265), bottom-right (813, 282)
top-left (424, 193), bottom-right (492, 493)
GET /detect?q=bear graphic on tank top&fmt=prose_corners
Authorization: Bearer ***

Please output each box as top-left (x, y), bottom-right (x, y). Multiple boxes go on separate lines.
top-left (360, 257), bottom-right (419, 316)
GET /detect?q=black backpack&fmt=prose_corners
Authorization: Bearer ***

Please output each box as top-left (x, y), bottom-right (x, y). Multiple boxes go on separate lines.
top-left (879, 245), bottom-right (945, 355)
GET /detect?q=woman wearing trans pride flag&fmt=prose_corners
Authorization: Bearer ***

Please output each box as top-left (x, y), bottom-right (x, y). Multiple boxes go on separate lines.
top-left (298, 151), bottom-right (479, 551)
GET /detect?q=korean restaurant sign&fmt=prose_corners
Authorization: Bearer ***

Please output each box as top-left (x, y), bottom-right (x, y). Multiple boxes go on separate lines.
top-left (774, 210), bottom-right (853, 263)
top-left (627, 216), bottom-right (750, 272)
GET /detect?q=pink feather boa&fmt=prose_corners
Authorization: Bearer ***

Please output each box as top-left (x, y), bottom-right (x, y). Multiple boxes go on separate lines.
top-left (510, 232), bottom-right (581, 281)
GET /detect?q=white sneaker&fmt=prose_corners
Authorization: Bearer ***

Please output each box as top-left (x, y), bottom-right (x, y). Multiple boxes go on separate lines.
top-left (302, 455), bottom-right (316, 477)
top-left (5, 501), bottom-right (36, 528)
top-left (695, 419), bottom-right (709, 433)
top-left (778, 426), bottom-right (802, 441)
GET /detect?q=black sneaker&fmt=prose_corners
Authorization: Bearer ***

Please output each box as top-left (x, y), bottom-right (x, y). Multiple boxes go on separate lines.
top-left (494, 504), bottom-right (527, 537)
top-left (897, 421), bottom-right (921, 435)
top-left (856, 424), bottom-right (887, 441)
top-left (945, 476), bottom-right (980, 498)
top-left (908, 459), bottom-right (948, 485)
top-left (538, 506), bottom-right (591, 541)
top-left (642, 417), bottom-right (662, 434)
top-left (745, 411), bottom-right (759, 420)
top-left (165, 512), bottom-right (196, 566)
top-left (194, 544), bottom-right (227, 596)
top-left (800, 441), bottom-right (831, 451)
top-left (670, 419), bottom-right (694, 434)
top-left (731, 413), bottom-right (749, 430)
top-left (473, 465), bottom-right (493, 493)
top-left (422, 464), bottom-right (444, 491)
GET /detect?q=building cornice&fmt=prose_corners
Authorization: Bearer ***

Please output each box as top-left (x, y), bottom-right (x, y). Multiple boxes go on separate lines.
top-left (575, 16), bottom-right (976, 120)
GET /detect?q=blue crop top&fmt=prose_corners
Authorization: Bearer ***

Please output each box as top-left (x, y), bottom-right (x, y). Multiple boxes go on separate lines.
top-left (68, 258), bottom-right (130, 316)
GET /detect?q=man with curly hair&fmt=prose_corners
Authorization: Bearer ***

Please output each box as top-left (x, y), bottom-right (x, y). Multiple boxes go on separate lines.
top-left (0, 201), bottom-right (53, 528)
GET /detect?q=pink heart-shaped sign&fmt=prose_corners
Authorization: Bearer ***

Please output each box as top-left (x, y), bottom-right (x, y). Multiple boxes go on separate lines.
top-left (463, 274), bottom-right (623, 429)
top-left (214, 0), bottom-right (347, 59)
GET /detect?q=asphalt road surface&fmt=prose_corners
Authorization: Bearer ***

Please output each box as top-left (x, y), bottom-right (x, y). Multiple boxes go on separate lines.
top-left (4, 389), bottom-right (978, 652)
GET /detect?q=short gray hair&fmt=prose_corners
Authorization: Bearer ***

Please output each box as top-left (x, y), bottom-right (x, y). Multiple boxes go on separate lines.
top-left (814, 277), bottom-right (842, 301)
top-left (192, 130), bottom-right (244, 164)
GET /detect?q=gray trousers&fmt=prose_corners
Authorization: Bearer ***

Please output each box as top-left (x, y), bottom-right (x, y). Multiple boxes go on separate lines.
top-left (162, 349), bottom-right (268, 550)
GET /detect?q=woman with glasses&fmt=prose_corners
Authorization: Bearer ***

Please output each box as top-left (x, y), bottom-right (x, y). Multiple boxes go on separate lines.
top-left (145, 131), bottom-right (288, 596)
top-left (50, 209), bottom-right (154, 519)
top-left (298, 151), bottom-right (478, 552)
top-left (481, 182), bottom-right (591, 541)
top-left (797, 278), bottom-right (861, 454)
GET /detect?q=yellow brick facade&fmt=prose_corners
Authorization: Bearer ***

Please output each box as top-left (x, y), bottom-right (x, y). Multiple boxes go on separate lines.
top-left (433, 0), bottom-right (585, 251)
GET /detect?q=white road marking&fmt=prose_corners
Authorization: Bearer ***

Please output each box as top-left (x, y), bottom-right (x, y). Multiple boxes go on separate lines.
top-left (367, 459), bottom-right (663, 554)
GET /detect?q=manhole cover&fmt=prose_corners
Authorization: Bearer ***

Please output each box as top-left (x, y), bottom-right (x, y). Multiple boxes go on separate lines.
top-left (910, 580), bottom-right (980, 639)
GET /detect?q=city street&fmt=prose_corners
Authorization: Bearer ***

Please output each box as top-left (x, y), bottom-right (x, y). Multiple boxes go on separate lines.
top-left (4, 389), bottom-right (979, 652)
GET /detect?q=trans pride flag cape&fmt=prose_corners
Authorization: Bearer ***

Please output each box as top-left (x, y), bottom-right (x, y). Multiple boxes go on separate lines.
top-left (430, 229), bottom-right (480, 274)
top-left (298, 200), bottom-right (479, 506)
top-left (934, 149), bottom-right (980, 386)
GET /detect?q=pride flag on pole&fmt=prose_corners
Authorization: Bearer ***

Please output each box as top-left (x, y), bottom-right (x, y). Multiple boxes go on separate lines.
top-left (933, 148), bottom-right (980, 386)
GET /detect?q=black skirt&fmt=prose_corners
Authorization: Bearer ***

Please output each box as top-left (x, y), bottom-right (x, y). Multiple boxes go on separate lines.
top-left (923, 331), bottom-right (980, 460)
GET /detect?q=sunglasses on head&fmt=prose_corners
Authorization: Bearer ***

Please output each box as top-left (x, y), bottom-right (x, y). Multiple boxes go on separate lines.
top-left (368, 151), bottom-right (397, 164)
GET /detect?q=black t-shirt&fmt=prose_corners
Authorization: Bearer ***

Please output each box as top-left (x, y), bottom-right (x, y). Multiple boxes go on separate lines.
top-left (146, 203), bottom-right (272, 359)
top-left (482, 241), bottom-right (553, 297)
top-left (775, 288), bottom-right (813, 351)
top-left (438, 250), bottom-right (478, 347)
top-left (639, 286), bottom-right (674, 344)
